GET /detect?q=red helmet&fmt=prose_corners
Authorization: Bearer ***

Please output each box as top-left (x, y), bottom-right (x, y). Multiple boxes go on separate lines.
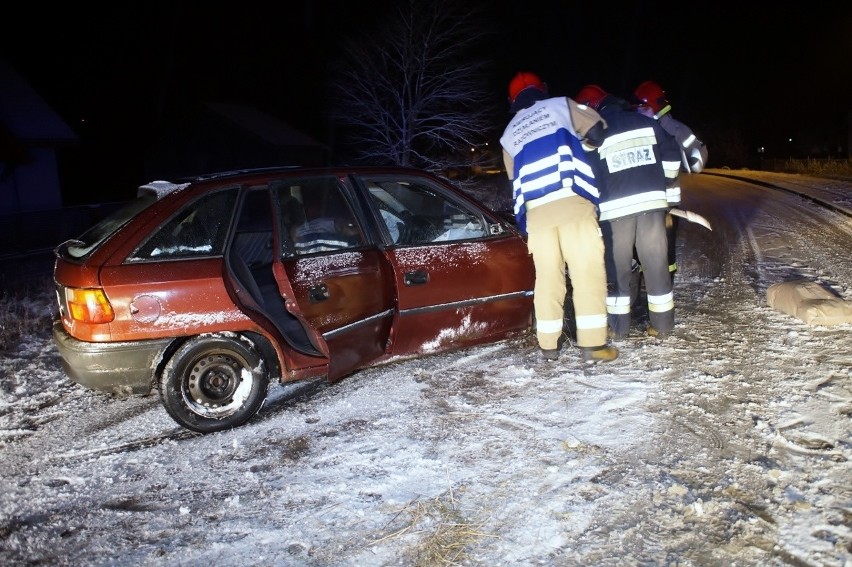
top-left (575, 84), bottom-right (607, 110)
top-left (633, 80), bottom-right (671, 116)
top-left (508, 72), bottom-right (546, 103)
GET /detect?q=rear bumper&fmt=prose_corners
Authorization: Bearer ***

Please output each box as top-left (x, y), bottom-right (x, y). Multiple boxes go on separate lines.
top-left (52, 321), bottom-right (172, 395)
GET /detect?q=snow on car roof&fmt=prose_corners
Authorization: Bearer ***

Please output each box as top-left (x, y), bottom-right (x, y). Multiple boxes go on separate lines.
top-left (137, 180), bottom-right (191, 199)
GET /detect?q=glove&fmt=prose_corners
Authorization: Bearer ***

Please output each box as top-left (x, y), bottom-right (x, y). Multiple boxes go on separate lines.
top-left (688, 147), bottom-right (705, 173)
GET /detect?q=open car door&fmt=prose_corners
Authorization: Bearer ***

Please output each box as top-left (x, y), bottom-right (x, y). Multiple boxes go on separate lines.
top-left (271, 176), bottom-right (396, 381)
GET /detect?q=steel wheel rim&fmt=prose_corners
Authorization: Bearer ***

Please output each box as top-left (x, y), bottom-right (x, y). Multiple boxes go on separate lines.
top-left (183, 352), bottom-right (253, 418)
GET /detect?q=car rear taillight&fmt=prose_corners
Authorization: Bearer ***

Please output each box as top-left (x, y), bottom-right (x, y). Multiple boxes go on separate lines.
top-left (65, 288), bottom-right (115, 324)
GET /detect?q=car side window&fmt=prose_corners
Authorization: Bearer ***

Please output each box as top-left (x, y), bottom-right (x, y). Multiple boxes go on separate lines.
top-left (233, 188), bottom-right (274, 267)
top-left (274, 177), bottom-right (366, 256)
top-left (365, 177), bottom-right (487, 245)
top-left (129, 189), bottom-right (238, 260)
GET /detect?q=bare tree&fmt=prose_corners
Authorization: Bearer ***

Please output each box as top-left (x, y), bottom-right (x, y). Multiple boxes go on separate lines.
top-left (329, 0), bottom-right (497, 173)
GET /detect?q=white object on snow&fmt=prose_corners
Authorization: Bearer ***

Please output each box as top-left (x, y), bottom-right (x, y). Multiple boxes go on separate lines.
top-left (670, 208), bottom-right (712, 231)
top-left (767, 280), bottom-right (852, 325)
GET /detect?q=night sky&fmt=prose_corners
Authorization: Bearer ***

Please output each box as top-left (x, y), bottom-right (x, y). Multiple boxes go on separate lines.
top-left (4, 1), bottom-right (850, 203)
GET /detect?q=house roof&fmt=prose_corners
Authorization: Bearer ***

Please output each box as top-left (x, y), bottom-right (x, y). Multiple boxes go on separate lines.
top-left (203, 102), bottom-right (325, 149)
top-left (0, 57), bottom-right (78, 142)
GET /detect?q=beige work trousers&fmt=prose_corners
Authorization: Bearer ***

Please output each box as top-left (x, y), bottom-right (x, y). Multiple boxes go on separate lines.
top-left (526, 195), bottom-right (608, 350)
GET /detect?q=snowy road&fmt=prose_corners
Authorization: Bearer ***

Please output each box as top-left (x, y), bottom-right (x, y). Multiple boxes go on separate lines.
top-left (1, 170), bottom-right (851, 566)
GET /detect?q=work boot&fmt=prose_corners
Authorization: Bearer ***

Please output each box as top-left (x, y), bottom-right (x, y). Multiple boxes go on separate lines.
top-left (582, 345), bottom-right (619, 363)
top-left (607, 328), bottom-right (626, 342)
top-left (647, 325), bottom-right (668, 338)
top-left (541, 348), bottom-right (559, 361)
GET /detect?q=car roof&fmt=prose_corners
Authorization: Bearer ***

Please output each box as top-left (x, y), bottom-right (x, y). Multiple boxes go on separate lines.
top-left (142, 165), bottom-right (448, 199)
top-left (174, 165), bottom-right (441, 183)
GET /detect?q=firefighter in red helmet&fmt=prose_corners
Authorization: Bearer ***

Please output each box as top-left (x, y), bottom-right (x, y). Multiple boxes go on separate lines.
top-left (576, 84), bottom-right (682, 340)
top-left (633, 80), bottom-right (707, 174)
top-left (499, 72), bottom-right (617, 363)
top-left (574, 84), bottom-right (608, 110)
top-left (633, 80), bottom-right (709, 279)
top-left (633, 81), bottom-right (670, 117)
top-left (507, 72), bottom-right (547, 109)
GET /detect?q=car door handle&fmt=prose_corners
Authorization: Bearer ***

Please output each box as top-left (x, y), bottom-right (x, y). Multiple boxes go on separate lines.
top-left (309, 283), bottom-right (330, 303)
top-left (404, 270), bottom-right (429, 286)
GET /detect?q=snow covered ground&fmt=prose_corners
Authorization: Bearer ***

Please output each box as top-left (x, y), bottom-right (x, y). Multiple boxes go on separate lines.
top-left (1, 169), bottom-right (851, 566)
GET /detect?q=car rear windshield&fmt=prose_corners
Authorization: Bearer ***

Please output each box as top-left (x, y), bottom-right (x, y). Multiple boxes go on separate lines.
top-left (57, 193), bottom-right (159, 260)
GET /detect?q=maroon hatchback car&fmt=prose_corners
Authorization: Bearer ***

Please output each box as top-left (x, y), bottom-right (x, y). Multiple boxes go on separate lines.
top-left (52, 167), bottom-right (535, 432)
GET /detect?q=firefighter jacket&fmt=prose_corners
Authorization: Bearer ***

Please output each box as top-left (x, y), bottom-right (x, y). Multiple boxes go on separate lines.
top-left (500, 96), bottom-right (604, 234)
top-left (590, 96), bottom-right (682, 222)
top-left (658, 113), bottom-right (708, 175)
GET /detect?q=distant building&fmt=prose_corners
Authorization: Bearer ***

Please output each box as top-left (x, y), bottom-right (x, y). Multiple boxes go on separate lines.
top-left (0, 57), bottom-right (78, 214)
top-left (144, 102), bottom-right (328, 180)
top-left (0, 73), bottom-right (330, 256)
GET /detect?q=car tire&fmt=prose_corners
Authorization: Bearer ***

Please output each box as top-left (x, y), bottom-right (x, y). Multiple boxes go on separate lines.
top-left (159, 333), bottom-right (270, 433)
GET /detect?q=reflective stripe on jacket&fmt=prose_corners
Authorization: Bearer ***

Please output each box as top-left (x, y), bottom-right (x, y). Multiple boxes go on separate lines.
top-left (591, 100), bottom-right (681, 222)
top-left (658, 113), bottom-right (708, 176)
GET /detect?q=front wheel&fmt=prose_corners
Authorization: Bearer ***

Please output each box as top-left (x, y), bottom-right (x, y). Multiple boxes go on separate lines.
top-left (159, 334), bottom-right (270, 433)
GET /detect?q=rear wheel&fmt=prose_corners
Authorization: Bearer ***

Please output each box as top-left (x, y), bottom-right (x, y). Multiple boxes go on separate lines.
top-left (159, 334), bottom-right (270, 433)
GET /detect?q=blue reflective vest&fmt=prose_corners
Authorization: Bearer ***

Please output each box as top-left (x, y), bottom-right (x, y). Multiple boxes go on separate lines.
top-left (500, 97), bottom-right (600, 234)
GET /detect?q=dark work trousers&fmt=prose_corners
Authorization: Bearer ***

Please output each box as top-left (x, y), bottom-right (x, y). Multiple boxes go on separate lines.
top-left (601, 210), bottom-right (674, 338)
top-left (666, 212), bottom-right (679, 279)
